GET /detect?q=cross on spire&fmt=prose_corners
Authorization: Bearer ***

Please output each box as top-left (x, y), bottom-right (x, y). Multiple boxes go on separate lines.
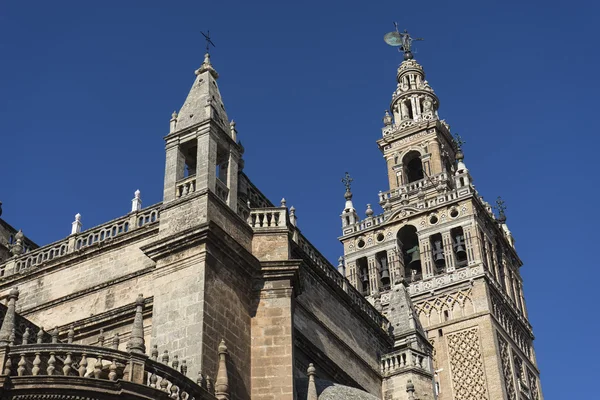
top-left (495, 196), bottom-right (507, 222)
top-left (201, 30), bottom-right (216, 54)
top-left (342, 172), bottom-right (354, 192)
top-left (453, 133), bottom-right (466, 150)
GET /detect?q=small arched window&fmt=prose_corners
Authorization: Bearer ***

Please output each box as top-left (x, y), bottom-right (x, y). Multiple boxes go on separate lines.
top-left (403, 151), bottom-right (424, 183)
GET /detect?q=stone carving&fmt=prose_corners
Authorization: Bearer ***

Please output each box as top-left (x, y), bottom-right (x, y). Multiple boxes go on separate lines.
top-left (414, 288), bottom-right (474, 327)
top-left (527, 368), bottom-right (540, 400)
top-left (446, 327), bottom-right (488, 400)
top-left (490, 293), bottom-right (532, 359)
top-left (498, 334), bottom-right (516, 400)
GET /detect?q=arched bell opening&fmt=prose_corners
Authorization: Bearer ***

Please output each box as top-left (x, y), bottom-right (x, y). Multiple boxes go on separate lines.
top-left (398, 225), bottom-right (422, 282)
top-left (377, 251), bottom-right (390, 290)
top-left (430, 233), bottom-right (445, 274)
top-left (451, 227), bottom-right (468, 267)
top-left (403, 151), bottom-right (424, 183)
top-left (357, 257), bottom-right (369, 295)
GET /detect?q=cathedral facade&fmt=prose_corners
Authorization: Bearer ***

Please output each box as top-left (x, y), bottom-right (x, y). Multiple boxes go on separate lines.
top-left (0, 39), bottom-right (542, 400)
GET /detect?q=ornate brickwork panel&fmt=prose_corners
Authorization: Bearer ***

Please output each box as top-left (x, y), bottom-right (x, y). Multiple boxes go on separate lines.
top-left (528, 368), bottom-right (540, 400)
top-left (490, 292), bottom-right (532, 360)
top-left (414, 287), bottom-right (474, 327)
top-left (498, 334), bottom-right (516, 400)
top-left (446, 327), bottom-right (488, 400)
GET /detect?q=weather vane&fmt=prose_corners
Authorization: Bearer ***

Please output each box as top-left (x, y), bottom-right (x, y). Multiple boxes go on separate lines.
top-left (201, 30), bottom-right (216, 54)
top-left (384, 23), bottom-right (424, 60)
top-left (342, 172), bottom-right (354, 192)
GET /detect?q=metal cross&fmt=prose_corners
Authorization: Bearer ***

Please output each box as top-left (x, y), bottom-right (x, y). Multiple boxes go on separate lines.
top-left (495, 196), bottom-right (507, 218)
top-left (341, 172), bottom-right (354, 192)
top-left (201, 30), bottom-right (216, 54)
top-left (453, 133), bottom-right (466, 150)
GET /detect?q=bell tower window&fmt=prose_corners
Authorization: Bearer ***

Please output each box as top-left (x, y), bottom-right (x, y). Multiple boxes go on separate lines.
top-left (403, 151), bottom-right (424, 183)
top-left (357, 257), bottom-right (369, 295)
top-left (451, 227), bottom-right (468, 267)
top-left (181, 140), bottom-right (197, 178)
top-left (430, 233), bottom-right (445, 274)
top-left (398, 225), bottom-right (421, 282)
top-left (377, 251), bottom-right (390, 290)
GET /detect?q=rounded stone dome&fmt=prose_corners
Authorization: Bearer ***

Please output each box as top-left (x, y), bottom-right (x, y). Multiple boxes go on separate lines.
top-left (296, 378), bottom-right (380, 400)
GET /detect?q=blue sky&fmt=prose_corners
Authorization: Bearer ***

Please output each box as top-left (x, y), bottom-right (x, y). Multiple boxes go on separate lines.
top-left (1, 1), bottom-right (597, 398)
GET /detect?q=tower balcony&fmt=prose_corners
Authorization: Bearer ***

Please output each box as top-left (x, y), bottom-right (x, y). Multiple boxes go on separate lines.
top-left (379, 171), bottom-right (452, 205)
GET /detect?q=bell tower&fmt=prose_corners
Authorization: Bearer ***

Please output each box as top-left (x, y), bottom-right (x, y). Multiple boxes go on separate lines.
top-left (339, 30), bottom-right (544, 400)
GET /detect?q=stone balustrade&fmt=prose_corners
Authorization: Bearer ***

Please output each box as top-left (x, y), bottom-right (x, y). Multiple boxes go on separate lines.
top-left (0, 204), bottom-right (161, 279)
top-left (215, 178), bottom-right (229, 203)
top-left (0, 343), bottom-right (216, 400)
top-left (379, 171), bottom-right (451, 202)
top-left (247, 207), bottom-right (287, 229)
top-left (176, 175), bottom-right (197, 199)
top-left (295, 231), bottom-right (389, 332)
top-left (380, 348), bottom-right (429, 376)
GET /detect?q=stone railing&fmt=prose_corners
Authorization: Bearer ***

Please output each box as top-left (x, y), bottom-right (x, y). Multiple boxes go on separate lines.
top-left (380, 348), bottom-right (430, 376)
top-left (406, 264), bottom-right (484, 296)
top-left (215, 178), bottom-right (229, 203)
top-left (295, 232), bottom-right (389, 332)
top-left (0, 343), bottom-right (216, 400)
top-left (176, 175), bottom-right (197, 199)
top-left (379, 172), bottom-right (451, 202)
top-left (247, 207), bottom-right (287, 229)
top-left (0, 204), bottom-right (161, 278)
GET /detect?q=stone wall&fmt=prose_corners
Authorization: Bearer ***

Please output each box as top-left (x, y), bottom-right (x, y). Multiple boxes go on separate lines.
top-left (294, 266), bottom-right (389, 396)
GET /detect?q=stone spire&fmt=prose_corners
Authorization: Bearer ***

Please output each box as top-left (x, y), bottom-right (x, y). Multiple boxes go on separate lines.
top-left (386, 280), bottom-right (427, 344)
top-left (0, 288), bottom-right (19, 346)
top-left (340, 172), bottom-right (359, 229)
top-left (215, 339), bottom-right (230, 399)
top-left (127, 294), bottom-right (146, 354)
top-left (175, 53), bottom-right (229, 133)
top-left (306, 363), bottom-right (318, 400)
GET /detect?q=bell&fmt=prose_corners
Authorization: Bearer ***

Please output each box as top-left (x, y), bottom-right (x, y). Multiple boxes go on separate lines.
top-left (361, 270), bottom-right (369, 284)
top-left (432, 240), bottom-right (445, 267)
top-left (406, 245), bottom-right (421, 270)
top-left (454, 235), bottom-right (467, 258)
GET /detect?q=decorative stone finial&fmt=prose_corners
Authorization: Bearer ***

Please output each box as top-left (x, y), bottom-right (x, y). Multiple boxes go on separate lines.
top-left (0, 287), bottom-right (19, 346)
top-left (197, 371), bottom-right (205, 387)
top-left (215, 339), bottom-right (230, 399)
top-left (51, 326), bottom-right (59, 344)
top-left (180, 359), bottom-right (188, 376)
top-left (67, 324), bottom-right (75, 344)
top-left (229, 120), bottom-right (237, 141)
top-left (112, 333), bottom-right (120, 350)
top-left (170, 111), bottom-right (178, 133)
top-left (127, 294), bottom-right (146, 354)
top-left (131, 190), bottom-right (142, 212)
top-left (71, 214), bottom-right (82, 235)
top-left (337, 256), bottom-right (346, 276)
top-left (22, 327), bottom-right (30, 344)
top-left (406, 379), bottom-right (416, 399)
top-left (383, 110), bottom-right (393, 126)
top-left (161, 350), bottom-right (170, 364)
top-left (37, 327), bottom-right (44, 344)
top-left (280, 198), bottom-right (286, 207)
top-left (365, 204), bottom-right (374, 217)
top-left (307, 363), bottom-right (318, 400)
top-left (10, 231), bottom-right (24, 256)
top-left (151, 344), bottom-right (159, 360)
top-left (97, 328), bottom-right (105, 347)
top-left (289, 206), bottom-right (297, 227)
top-left (195, 53), bottom-right (219, 79)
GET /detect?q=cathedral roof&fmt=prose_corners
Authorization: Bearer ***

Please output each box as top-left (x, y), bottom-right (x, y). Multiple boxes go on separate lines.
top-left (296, 378), bottom-right (380, 400)
top-left (175, 53), bottom-right (229, 132)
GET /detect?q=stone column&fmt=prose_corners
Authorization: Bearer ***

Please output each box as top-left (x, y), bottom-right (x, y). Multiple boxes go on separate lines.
top-left (367, 255), bottom-right (379, 295)
top-left (463, 225), bottom-right (476, 265)
top-left (346, 260), bottom-right (358, 290)
top-left (442, 231), bottom-right (456, 272)
top-left (419, 237), bottom-right (433, 279)
top-left (196, 133), bottom-right (217, 193)
top-left (226, 148), bottom-right (239, 211)
top-left (163, 140), bottom-right (185, 202)
top-left (387, 249), bottom-right (401, 285)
